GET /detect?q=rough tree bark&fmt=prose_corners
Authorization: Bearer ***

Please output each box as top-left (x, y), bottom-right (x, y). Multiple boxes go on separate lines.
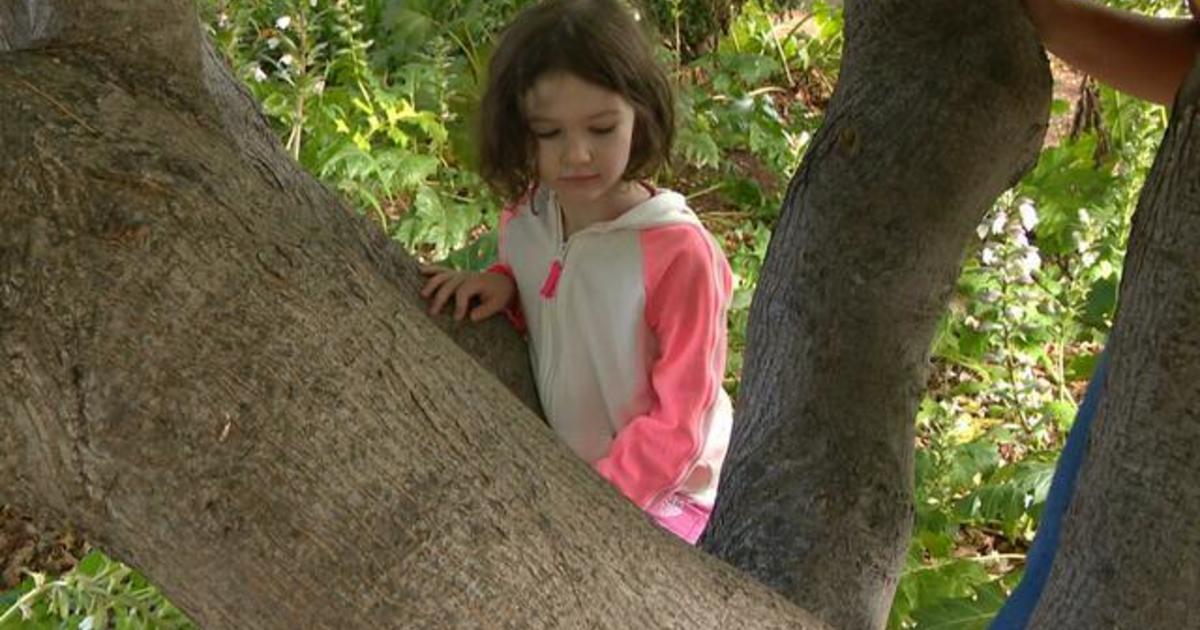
top-left (702, 1), bottom-right (1051, 628)
top-left (1026, 54), bottom-right (1200, 630)
top-left (0, 2), bottom-right (821, 628)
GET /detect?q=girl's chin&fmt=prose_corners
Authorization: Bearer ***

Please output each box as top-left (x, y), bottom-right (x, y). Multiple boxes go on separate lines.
top-left (551, 182), bottom-right (611, 202)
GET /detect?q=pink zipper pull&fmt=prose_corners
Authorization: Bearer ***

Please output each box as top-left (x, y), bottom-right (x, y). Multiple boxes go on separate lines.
top-left (540, 259), bottom-right (563, 299)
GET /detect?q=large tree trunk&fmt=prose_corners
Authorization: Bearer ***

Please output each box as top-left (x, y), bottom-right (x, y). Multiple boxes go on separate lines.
top-left (702, 1), bottom-right (1051, 628)
top-left (1026, 54), bottom-right (1200, 630)
top-left (0, 3), bottom-right (823, 628)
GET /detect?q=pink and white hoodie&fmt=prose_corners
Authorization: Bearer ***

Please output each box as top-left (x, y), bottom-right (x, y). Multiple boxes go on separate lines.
top-left (491, 185), bottom-right (734, 514)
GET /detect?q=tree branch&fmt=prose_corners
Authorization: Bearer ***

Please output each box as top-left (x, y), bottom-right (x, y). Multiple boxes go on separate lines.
top-left (1, 0), bottom-right (205, 88)
top-left (704, 0), bottom-right (1052, 627)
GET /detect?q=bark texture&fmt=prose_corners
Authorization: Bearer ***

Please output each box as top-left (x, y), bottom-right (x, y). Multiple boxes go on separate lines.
top-left (1027, 53), bottom-right (1200, 630)
top-left (702, 1), bottom-right (1052, 628)
top-left (0, 3), bottom-right (822, 628)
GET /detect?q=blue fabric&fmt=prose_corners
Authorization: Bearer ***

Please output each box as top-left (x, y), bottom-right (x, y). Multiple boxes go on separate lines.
top-left (989, 352), bottom-right (1109, 629)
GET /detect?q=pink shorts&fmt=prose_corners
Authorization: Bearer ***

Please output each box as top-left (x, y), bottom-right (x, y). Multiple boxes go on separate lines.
top-left (648, 494), bottom-right (712, 545)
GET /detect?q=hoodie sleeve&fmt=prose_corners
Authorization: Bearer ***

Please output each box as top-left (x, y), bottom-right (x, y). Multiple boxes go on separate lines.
top-left (485, 201), bottom-right (527, 334)
top-left (593, 223), bottom-right (732, 509)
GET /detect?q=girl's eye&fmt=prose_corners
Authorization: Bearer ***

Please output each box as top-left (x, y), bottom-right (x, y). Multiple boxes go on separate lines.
top-left (533, 130), bottom-right (560, 139)
top-left (590, 126), bottom-right (616, 135)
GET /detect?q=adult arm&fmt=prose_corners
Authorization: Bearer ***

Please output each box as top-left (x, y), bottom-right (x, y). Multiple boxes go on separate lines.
top-left (1024, 0), bottom-right (1200, 105)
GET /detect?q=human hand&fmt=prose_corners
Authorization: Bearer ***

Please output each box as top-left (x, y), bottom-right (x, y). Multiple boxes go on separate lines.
top-left (419, 265), bottom-right (517, 321)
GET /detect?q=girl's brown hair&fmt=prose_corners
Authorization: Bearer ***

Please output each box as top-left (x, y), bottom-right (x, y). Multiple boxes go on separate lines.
top-left (478, 0), bottom-right (675, 200)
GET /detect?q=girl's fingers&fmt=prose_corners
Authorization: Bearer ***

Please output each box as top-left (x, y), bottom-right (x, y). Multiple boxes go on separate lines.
top-left (429, 274), bottom-right (464, 315)
top-left (470, 292), bottom-right (504, 321)
top-left (420, 271), bottom-right (454, 298)
top-left (469, 303), bottom-right (498, 322)
top-left (454, 280), bottom-right (481, 321)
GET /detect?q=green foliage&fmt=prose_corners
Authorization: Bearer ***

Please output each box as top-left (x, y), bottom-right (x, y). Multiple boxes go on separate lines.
top-left (199, 0), bottom-right (517, 263)
top-left (674, 2), bottom-right (842, 392)
top-left (0, 550), bottom-right (194, 629)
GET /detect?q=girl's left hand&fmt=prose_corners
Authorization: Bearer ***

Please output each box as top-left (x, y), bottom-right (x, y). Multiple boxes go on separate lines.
top-left (418, 265), bottom-right (517, 322)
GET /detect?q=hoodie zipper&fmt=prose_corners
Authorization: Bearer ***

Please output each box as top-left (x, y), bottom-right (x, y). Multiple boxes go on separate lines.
top-left (536, 207), bottom-right (606, 415)
top-left (537, 207), bottom-right (571, 417)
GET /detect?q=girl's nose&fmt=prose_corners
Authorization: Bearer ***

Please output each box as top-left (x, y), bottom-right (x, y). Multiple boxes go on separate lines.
top-left (565, 136), bottom-right (592, 165)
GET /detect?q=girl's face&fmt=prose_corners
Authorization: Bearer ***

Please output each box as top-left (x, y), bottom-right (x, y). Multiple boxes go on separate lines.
top-left (523, 72), bottom-right (638, 209)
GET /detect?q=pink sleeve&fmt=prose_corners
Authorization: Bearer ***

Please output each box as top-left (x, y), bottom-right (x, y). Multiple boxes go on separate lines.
top-left (593, 225), bottom-right (732, 509)
top-left (486, 203), bottom-right (526, 334)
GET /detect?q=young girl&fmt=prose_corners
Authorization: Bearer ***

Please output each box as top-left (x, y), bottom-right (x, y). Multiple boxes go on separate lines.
top-left (419, 0), bottom-right (734, 545)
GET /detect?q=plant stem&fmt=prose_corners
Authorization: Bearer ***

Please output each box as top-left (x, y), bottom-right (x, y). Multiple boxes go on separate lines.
top-left (0, 577), bottom-right (57, 625)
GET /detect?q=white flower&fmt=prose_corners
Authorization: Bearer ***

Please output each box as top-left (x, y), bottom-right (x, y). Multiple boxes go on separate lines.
top-left (1019, 200), bottom-right (1039, 231)
top-left (1078, 208), bottom-right (1092, 225)
top-left (1082, 251), bottom-right (1098, 267)
top-left (280, 53), bottom-right (295, 66)
top-left (311, 0), bottom-right (318, 6)
top-left (1074, 232), bottom-right (1090, 253)
top-left (217, 12), bottom-right (230, 29)
top-left (1011, 248), bottom-right (1042, 283)
top-left (253, 66), bottom-right (268, 82)
top-left (267, 37), bottom-right (280, 49)
top-left (80, 617), bottom-right (95, 630)
top-left (1007, 225), bottom-right (1029, 247)
top-left (981, 247), bottom-right (998, 266)
top-left (981, 289), bottom-right (1002, 303)
top-left (976, 222), bottom-right (989, 240)
top-left (1019, 249), bottom-right (1042, 275)
top-left (991, 211), bottom-right (1008, 236)
top-left (276, 15), bottom-right (292, 30)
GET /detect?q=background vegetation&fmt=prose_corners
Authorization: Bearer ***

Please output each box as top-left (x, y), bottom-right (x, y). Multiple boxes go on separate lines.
top-left (1, 0), bottom-right (1181, 627)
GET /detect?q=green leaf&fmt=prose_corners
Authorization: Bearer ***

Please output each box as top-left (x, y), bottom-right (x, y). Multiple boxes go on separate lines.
top-left (75, 550), bottom-right (108, 577)
top-left (1066, 351), bottom-right (1100, 383)
top-left (904, 559), bottom-right (991, 609)
top-left (909, 581), bottom-right (1007, 630)
top-left (957, 458), bottom-right (1056, 536)
top-left (676, 126), bottom-right (721, 169)
top-left (946, 441), bottom-right (1000, 491)
top-left (956, 329), bottom-right (990, 361)
top-left (1081, 275), bottom-right (1119, 330)
top-left (1044, 399), bottom-right (1078, 432)
top-left (0, 585), bottom-right (23, 609)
